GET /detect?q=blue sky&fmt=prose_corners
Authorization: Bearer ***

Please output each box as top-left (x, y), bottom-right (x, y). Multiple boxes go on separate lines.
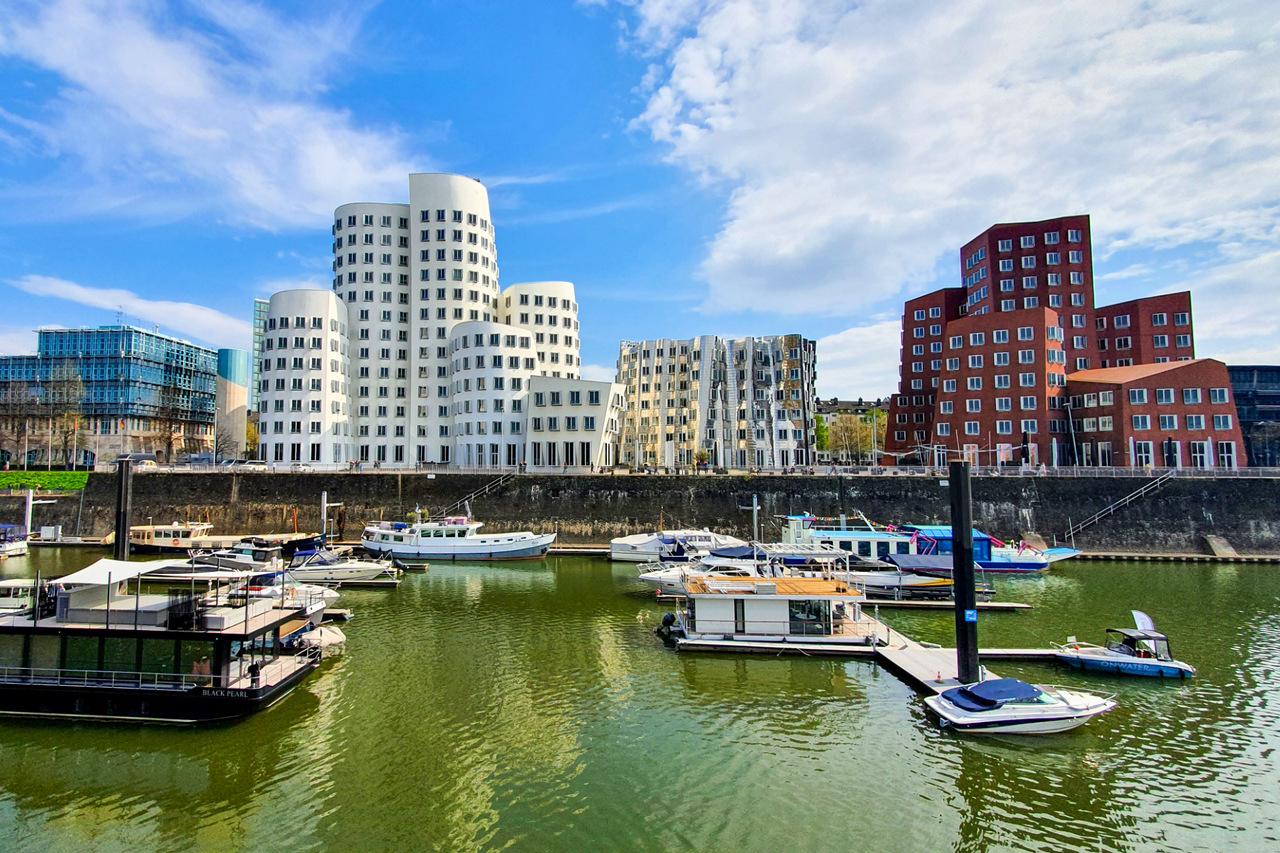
top-left (1, 0), bottom-right (1278, 399)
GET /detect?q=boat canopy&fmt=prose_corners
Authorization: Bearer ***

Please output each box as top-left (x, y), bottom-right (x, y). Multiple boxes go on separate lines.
top-left (56, 558), bottom-right (157, 587)
top-left (903, 525), bottom-right (994, 541)
top-left (886, 554), bottom-right (955, 572)
top-left (1106, 627), bottom-right (1169, 642)
top-left (944, 678), bottom-right (1042, 711)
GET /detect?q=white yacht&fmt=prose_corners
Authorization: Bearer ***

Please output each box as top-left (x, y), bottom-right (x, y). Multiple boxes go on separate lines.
top-left (362, 516), bottom-right (554, 561)
top-left (610, 529), bottom-right (746, 563)
top-left (924, 678), bottom-right (1116, 734)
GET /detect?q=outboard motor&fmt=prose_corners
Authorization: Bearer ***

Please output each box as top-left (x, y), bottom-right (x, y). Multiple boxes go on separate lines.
top-left (655, 611), bottom-right (678, 642)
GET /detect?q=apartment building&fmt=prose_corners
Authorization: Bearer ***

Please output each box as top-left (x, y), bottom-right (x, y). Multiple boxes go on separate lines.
top-left (616, 334), bottom-right (817, 471)
top-left (884, 215), bottom-right (1215, 466)
top-left (1064, 360), bottom-right (1244, 468)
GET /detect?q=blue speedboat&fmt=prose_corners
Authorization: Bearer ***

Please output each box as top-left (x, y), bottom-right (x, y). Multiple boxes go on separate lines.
top-left (1054, 611), bottom-right (1195, 678)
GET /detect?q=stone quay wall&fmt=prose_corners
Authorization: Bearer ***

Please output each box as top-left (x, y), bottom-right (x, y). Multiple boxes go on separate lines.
top-left (5, 472), bottom-right (1278, 554)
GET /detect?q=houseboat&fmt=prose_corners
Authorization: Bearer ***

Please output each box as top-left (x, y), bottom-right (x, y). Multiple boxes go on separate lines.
top-left (128, 522), bottom-right (216, 553)
top-left (663, 575), bottom-right (882, 655)
top-left (361, 516), bottom-right (554, 561)
top-left (129, 525), bottom-right (324, 557)
top-left (0, 559), bottom-right (324, 724)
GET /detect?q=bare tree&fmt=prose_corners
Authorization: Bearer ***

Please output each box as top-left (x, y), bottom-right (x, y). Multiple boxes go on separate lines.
top-left (150, 380), bottom-right (185, 464)
top-left (214, 423), bottom-right (240, 462)
top-left (827, 409), bottom-right (888, 465)
top-left (0, 380), bottom-right (35, 468)
top-left (48, 360), bottom-right (85, 468)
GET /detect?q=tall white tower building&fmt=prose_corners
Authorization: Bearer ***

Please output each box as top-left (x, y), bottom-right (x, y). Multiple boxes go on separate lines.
top-left (258, 289), bottom-right (352, 465)
top-left (332, 174), bottom-right (498, 465)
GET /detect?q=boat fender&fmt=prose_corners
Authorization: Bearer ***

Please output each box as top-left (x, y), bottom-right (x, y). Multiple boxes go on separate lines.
top-left (661, 612), bottom-right (676, 629)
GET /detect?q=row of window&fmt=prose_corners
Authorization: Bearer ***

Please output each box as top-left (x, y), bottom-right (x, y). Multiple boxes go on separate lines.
top-left (1127, 387), bottom-right (1229, 405)
top-left (1131, 414), bottom-right (1232, 431)
top-left (997, 230), bottom-right (1083, 251)
top-left (1101, 312), bottom-right (1191, 330)
top-left (937, 420), bottom-right (1041, 436)
top-left (506, 294), bottom-right (575, 311)
top-left (334, 210), bottom-right (490, 231)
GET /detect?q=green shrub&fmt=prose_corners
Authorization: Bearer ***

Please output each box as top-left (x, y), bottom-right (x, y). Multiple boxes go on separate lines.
top-left (0, 472), bottom-right (90, 492)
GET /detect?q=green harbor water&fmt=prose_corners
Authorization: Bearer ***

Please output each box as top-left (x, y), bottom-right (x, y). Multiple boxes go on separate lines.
top-left (0, 549), bottom-right (1277, 852)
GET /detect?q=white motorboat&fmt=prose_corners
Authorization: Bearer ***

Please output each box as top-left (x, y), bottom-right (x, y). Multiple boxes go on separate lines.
top-left (610, 529), bottom-right (746, 563)
top-left (362, 516), bottom-right (554, 561)
top-left (0, 525), bottom-right (28, 559)
top-left (638, 561), bottom-right (766, 596)
top-left (1053, 610), bottom-right (1195, 678)
top-left (924, 678), bottom-right (1116, 734)
top-left (286, 549), bottom-right (402, 585)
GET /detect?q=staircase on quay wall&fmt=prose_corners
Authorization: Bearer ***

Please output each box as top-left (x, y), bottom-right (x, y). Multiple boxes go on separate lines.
top-left (1063, 471), bottom-right (1177, 543)
top-left (429, 472), bottom-right (518, 520)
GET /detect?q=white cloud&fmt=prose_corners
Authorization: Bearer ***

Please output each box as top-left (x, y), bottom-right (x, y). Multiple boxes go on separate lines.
top-left (620, 0), bottom-right (1280, 320)
top-left (815, 320), bottom-right (901, 400)
top-left (579, 363), bottom-right (620, 382)
top-left (0, 326), bottom-right (39, 356)
top-left (1166, 250), bottom-right (1280, 366)
top-left (6, 275), bottom-right (251, 350)
top-left (0, 0), bottom-right (413, 228)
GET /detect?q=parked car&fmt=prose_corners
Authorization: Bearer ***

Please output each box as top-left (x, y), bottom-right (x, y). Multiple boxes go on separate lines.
top-left (238, 460), bottom-right (270, 472)
top-left (289, 463), bottom-right (314, 473)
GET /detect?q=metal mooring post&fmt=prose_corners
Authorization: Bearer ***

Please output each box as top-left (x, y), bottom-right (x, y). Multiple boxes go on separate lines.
top-left (113, 458), bottom-right (133, 561)
top-left (949, 460), bottom-right (980, 684)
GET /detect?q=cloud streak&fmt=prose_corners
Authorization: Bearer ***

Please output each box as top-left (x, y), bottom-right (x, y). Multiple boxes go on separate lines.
top-left (6, 275), bottom-right (252, 350)
top-left (0, 0), bottom-right (413, 228)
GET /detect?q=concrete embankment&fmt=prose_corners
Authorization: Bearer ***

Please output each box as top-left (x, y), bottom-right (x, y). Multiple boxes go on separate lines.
top-left (4, 472), bottom-right (1278, 555)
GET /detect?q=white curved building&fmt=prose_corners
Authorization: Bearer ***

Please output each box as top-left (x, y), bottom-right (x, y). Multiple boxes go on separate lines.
top-left (262, 172), bottom-right (625, 470)
top-left (332, 174), bottom-right (498, 466)
top-left (258, 289), bottom-right (352, 466)
top-left (500, 281), bottom-right (581, 379)
top-left (448, 321), bottom-right (533, 467)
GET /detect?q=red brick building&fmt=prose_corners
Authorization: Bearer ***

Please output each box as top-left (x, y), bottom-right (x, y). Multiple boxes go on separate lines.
top-left (1064, 359), bottom-right (1244, 468)
top-left (885, 215), bottom-right (1218, 467)
top-left (1095, 293), bottom-right (1194, 367)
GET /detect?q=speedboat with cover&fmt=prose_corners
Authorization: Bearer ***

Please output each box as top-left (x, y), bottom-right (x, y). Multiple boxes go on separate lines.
top-left (924, 677), bottom-right (1116, 734)
top-left (286, 548), bottom-right (402, 585)
top-left (610, 529), bottom-right (746, 563)
top-left (1054, 610), bottom-right (1194, 677)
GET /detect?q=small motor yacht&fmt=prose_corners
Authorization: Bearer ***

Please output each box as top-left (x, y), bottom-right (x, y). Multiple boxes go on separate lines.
top-left (1053, 610), bottom-right (1194, 678)
top-left (924, 677), bottom-right (1116, 734)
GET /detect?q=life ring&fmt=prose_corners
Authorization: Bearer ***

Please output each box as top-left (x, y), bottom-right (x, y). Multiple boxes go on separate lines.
top-left (172, 538), bottom-right (180, 547)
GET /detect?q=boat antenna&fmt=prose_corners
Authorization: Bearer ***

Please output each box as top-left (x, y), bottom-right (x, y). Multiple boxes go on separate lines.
top-left (464, 499), bottom-right (472, 520)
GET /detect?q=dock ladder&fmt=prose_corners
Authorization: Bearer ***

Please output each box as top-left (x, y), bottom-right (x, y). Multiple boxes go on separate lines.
top-left (429, 471), bottom-right (518, 520)
top-left (1063, 470), bottom-right (1176, 542)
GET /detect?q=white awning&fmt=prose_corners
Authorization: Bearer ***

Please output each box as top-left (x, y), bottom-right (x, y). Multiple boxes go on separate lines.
top-left (56, 559), bottom-right (169, 587)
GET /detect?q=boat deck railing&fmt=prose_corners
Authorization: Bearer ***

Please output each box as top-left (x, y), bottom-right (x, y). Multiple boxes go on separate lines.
top-left (685, 613), bottom-right (881, 640)
top-left (0, 647), bottom-right (320, 692)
